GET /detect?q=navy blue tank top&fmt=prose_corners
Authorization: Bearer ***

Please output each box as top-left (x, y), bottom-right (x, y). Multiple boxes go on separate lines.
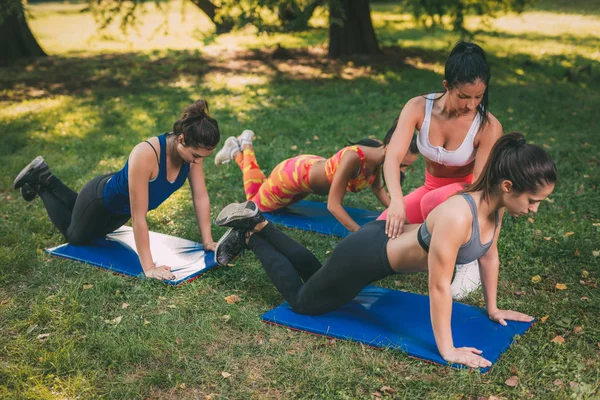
top-left (103, 133), bottom-right (190, 215)
top-left (417, 193), bottom-right (499, 264)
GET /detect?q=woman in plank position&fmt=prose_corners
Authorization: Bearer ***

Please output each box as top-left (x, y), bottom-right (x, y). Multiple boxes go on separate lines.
top-left (13, 100), bottom-right (220, 280)
top-left (214, 132), bottom-right (556, 368)
top-left (212, 119), bottom-right (420, 233)
top-left (382, 41), bottom-right (503, 298)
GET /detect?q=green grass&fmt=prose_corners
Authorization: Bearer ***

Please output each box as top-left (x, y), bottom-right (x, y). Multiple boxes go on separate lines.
top-left (1, 1), bottom-right (599, 398)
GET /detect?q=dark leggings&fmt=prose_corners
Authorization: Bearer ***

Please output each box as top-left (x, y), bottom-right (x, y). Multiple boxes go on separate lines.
top-left (248, 220), bottom-right (395, 315)
top-left (40, 174), bottom-right (130, 245)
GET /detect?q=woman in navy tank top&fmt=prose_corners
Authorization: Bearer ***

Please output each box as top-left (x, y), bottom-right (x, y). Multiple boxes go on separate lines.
top-left (13, 100), bottom-right (220, 280)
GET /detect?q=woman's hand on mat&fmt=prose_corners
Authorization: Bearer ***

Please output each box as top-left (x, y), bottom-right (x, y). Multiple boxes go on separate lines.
top-left (385, 198), bottom-right (406, 238)
top-left (203, 240), bottom-right (217, 252)
top-left (442, 347), bottom-right (492, 369)
top-left (488, 309), bottom-right (534, 327)
top-left (145, 266), bottom-right (176, 281)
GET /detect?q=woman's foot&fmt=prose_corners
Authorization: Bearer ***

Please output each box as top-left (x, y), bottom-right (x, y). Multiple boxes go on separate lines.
top-left (214, 136), bottom-right (241, 166)
top-left (451, 260), bottom-right (481, 300)
top-left (215, 228), bottom-right (247, 266)
top-left (237, 129), bottom-right (255, 147)
top-left (216, 201), bottom-right (265, 231)
top-left (13, 156), bottom-right (52, 189)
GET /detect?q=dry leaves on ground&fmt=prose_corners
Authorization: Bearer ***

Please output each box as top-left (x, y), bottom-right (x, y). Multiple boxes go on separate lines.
top-left (551, 335), bottom-right (566, 344)
top-left (505, 375), bottom-right (519, 387)
top-left (224, 295), bottom-right (242, 304)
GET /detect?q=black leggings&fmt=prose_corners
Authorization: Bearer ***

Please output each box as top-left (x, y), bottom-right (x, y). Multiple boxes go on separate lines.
top-left (40, 174), bottom-right (130, 245)
top-left (248, 220), bottom-right (395, 315)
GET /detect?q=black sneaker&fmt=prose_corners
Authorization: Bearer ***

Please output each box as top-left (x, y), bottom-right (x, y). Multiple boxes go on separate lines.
top-left (20, 183), bottom-right (39, 202)
top-left (216, 201), bottom-right (265, 231)
top-left (215, 228), bottom-right (246, 266)
top-left (13, 156), bottom-right (52, 189)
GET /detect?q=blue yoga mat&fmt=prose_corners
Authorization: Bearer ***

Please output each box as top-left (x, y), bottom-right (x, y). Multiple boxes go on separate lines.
top-left (46, 226), bottom-right (218, 286)
top-left (264, 200), bottom-right (380, 237)
top-left (262, 286), bottom-right (534, 372)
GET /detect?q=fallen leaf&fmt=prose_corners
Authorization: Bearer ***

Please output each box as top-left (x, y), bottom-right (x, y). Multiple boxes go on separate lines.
top-left (540, 315), bottom-right (549, 323)
top-left (569, 382), bottom-right (578, 389)
top-left (104, 316), bottom-right (122, 325)
top-left (581, 270), bottom-right (589, 278)
top-left (574, 326), bottom-right (583, 334)
top-left (82, 283), bottom-right (94, 290)
top-left (593, 222), bottom-right (600, 227)
top-left (535, 229), bottom-right (542, 236)
top-left (371, 391), bottom-right (382, 399)
top-left (221, 371), bottom-right (232, 379)
top-left (580, 296), bottom-right (589, 301)
top-left (544, 237), bottom-right (552, 241)
top-left (305, 140), bottom-right (311, 145)
top-left (313, 135), bottom-right (319, 140)
top-left (37, 333), bottom-right (50, 341)
top-left (287, 350), bottom-right (296, 355)
top-left (176, 338), bottom-right (183, 345)
top-left (551, 335), bottom-right (565, 344)
top-left (543, 143), bottom-right (551, 149)
top-left (394, 281), bottom-right (402, 287)
top-left (268, 338), bottom-right (278, 343)
top-left (563, 231), bottom-right (574, 238)
top-left (291, 145), bottom-right (298, 150)
top-left (325, 250), bottom-right (331, 254)
top-left (158, 296), bottom-right (167, 301)
top-left (489, 396), bottom-right (501, 400)
top-left (505, 375), bottom-right (519, 387)
top-left (221, 314), bottom-right (231, 322)
top-left (510, 365), bottom-right (518, 375)
top-left (380, 386), bottom-right (396, 394)
top-left (555, 283), bottom-right (567, 290)
top-left (553, 379), bottom-right (563, 386)
top-left (574, 249), bottom-right (580, 257)
top-left (224, 295), bottom-right (241, 304)
top-left (167, 304), bottom-right (177, 309)
top-left (592, 250), bottom-right (599, 257)
top-left (531, 275), bottom-right (542, 284)
top-left (121, 302), bottom-right (129, 309)
top-left (514, 291), bottom-right (525, 296)
top-left (528, 217), bottom-right (535, 223)
top-left (144, 319), bottom-right (151, 325)
top-left (179, 383), bottom-right (186, 389)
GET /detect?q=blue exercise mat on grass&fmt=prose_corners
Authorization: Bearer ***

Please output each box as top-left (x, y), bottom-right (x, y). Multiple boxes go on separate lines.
top-left (46, 226), bottom-right (217, 286)
top-left (264, 200), bottom-right (380, 237)
top-left (262, 286), bottom-right (534, 372)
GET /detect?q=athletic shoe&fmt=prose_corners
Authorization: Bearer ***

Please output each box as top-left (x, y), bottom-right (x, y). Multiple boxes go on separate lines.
top-left (214, 136), bottom-right (241, 166)
top-left (237, 129), bottom-right (255, 146)
top-left (20, 183), bottom-right (39, 202)
top-left (13, 156), bottom-right (52, 189)
top-left (216, 201), bottom-right (265, 231)
top-left (215, 228), bottom-right (246, 266)
top-left (451, 260), bottom-right (481, 300)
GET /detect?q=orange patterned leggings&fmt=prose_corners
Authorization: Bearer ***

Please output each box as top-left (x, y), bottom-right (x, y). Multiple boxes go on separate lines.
top-left (234, 149), bottom-right (324, 212)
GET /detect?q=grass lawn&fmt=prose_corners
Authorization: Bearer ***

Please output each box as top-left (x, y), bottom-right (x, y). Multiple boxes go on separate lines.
top-left (1, 0), bottom-right (599, 398)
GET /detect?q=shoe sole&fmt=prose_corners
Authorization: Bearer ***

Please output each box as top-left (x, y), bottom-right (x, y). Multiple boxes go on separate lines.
top-left (214, 227), bottom-right (243, 266)
top-left (214, 137), bottom-right (240, 166)
top-left (13, 156), bottom-right (45, 189)
top-left (216, 202), bottom-right (258, 227)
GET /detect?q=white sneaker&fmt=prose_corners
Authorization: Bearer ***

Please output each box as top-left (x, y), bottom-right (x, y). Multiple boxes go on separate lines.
top-left (451, 260), bottom-right (481, 300)
top-left (214, 136), bottom-right (241, 166)
top-left (237, 129), bottom-right (255, 146)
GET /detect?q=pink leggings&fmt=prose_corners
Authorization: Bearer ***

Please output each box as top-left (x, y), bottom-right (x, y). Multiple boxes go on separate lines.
top-left (377, 171), bottom-right (473, 224)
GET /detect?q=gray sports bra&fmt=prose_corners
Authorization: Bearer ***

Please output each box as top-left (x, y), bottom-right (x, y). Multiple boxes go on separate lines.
top-left (417, 193), bottom-right (499, 264)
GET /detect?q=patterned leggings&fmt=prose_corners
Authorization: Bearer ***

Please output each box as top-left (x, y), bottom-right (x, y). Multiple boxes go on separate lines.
top-left (234, 149), bottom-right (324, 212)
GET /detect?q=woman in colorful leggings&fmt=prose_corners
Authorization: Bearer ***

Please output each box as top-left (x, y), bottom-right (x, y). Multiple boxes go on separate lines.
top-left (382, 41), bottom-right (503, 298)
top-left (215, 132), bottom-right (557, 369)
top-left (13, 100), bottom-right (220, 280)
top-left (213, 120), bottom-right (419, 233)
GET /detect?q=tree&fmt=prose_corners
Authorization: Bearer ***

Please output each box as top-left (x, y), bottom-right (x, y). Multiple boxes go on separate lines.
top-left (328, 0), bottom-right (380, 57)
top-left (0, 0), bottom-right (46, 61)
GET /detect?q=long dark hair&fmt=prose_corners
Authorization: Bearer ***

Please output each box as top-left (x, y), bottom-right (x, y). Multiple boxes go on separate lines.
top-left (172, 99), bottom-right (220, 149)
top-left (383, 117), bottom-right (419, 155)
top-left (428, 41), bottom-right (491, 130)
top-left (464, 132), bottom-right (557, 201)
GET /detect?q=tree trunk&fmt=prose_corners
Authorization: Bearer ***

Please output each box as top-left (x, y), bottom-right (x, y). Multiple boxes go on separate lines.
top-left (0, 4), bottom-right (46, 61)
top-left (188, 0), bottom-right (233, 34)
top-left (328, 0), bottom-right (380, 58)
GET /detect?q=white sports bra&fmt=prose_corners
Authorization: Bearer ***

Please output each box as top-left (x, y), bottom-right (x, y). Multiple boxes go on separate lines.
top-left (416, 93), bottom-right (482, 167)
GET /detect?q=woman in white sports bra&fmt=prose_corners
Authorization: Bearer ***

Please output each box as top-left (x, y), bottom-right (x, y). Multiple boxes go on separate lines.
top-left (380, 41), bottom-right (503, 299)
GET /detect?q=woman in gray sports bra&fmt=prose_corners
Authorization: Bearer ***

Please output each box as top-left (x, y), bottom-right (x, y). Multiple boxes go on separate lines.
top-left (215, 132), bottom-right (557, 369)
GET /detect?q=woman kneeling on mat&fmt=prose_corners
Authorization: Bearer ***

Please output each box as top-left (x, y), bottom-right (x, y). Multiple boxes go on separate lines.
top-left (212, 120), bottom-right (419, 233)
top-left (13, 100), bottom-right (220, 280)
top-left (214, 132), bottom-right (556, 368)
